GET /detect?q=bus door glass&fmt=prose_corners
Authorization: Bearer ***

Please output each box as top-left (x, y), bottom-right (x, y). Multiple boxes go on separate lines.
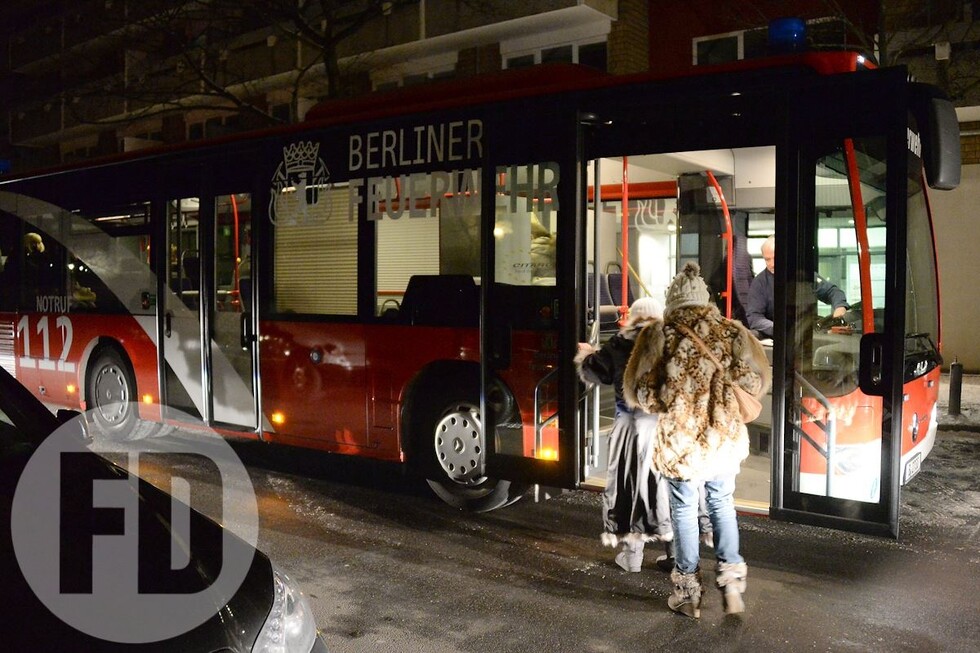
top-left (162, 197), bottom-right (204, 420)
top-left (480, 103), bottom-right (579, 488)
top-left (795, 140), bottom-right (885, 503)
top-left (161, 193), bottom-right (258, 430)
top-left (210, 193), bottom-right (256, 429)
top-left (483, 161), bottom-right (566, 484)
top-left (776, 132), bottom-right (903, 535)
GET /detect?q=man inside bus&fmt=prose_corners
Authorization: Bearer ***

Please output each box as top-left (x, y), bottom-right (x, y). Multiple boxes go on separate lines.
top-left (17, 232), bottom-right (60, 304)
top-left (745, 235), bottom-right (848, 340)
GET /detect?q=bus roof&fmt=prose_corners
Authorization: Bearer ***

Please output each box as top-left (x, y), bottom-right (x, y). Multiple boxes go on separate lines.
top-left (303, 50), bottom-right (871, 127)
top-left (0, 50), bottom-right (873, 183)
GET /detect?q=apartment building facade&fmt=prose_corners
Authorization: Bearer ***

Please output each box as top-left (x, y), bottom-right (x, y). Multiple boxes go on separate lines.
top-left (2, 0), bottom-right (978, 366)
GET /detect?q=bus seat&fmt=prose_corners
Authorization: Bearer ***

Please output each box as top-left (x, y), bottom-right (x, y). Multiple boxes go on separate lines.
top-left (606, 271), bottom-right (635, 307)
top-left (181, 254), bottom-right (200, 290)
top-left (180, 254), bottom-right (200, 309)
top-left (379, 298), bottom-right (400, 320)
top-left (400, 274), bottom-right (478, 327)
top-left (239, 277), bottom-right (252, 311)
top-left (731, 230), bottom-right (754, 325)
top-left (587, 272), bottom-right (619, 332)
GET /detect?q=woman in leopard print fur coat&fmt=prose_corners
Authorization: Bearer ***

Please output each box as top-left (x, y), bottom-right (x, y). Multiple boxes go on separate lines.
top-left (622, 262), bottom-right (770, 618)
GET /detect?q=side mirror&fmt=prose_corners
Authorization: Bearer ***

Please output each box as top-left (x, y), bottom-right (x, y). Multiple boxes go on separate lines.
top-left (910, 83), bottom-right (961, 191)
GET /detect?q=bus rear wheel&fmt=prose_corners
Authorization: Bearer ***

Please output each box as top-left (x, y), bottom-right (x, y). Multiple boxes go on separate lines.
top-left (86, 347), bottom-right (152, 440)
top-left (424, 400), bottom-right (526, 512)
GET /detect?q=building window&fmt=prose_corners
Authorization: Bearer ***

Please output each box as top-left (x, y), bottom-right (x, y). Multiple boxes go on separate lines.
top-left (693, 32), bottom-right (742, 65)
top-left (694, 17), bottom-right (850, 65)
top-left (403, 73), bottom-right (430, 87)
top-left (578, 42), bottom-right (608, 71)
top-left (370, 53), bottom-right (457, 90)
top-left (189, 114), bottom-right (242, 140)
top-left (542, 45), bottom-right (573, 65)
top-left (270, 103), bottom-right (292, 123)
top-left (506, 54), bottom-right (535, 69)
top-left (63, 145), bottom-right (96, 163)
top-left (504, 41), bottom-right (607, 71)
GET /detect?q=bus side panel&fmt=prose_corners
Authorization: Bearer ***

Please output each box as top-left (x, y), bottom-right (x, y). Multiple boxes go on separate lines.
top-left (0, 311), bottom-right (160, 421)
top-left (367, 324), bottom-right (480, 456)
top-left (900, 366), bottom-right (940, 483)
top-left (258, 320), bottom-right (367, 452)
top-left (259, 321), bottom-right (487, 460)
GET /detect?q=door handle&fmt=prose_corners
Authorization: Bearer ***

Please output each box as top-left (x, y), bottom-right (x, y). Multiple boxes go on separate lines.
top-left (858, 333), bottom-right (884, 396)
top-left (164, 311), bottom-right (172, 338)
top-left (241, 311), bottom-right (253, 350)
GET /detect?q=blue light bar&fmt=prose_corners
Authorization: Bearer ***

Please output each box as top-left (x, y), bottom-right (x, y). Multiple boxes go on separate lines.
top-left (769, 17), bottom-right (807, 53)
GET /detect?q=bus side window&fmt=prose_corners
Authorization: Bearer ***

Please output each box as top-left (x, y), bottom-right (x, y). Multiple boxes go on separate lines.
top-left (0, 213), bottom-right (18, 311)
top-left (272, 184), bottom-right (356, 316)
top-left (374, 169), bottom-right (481, 319)
top-left (19, 231), bottom-right (66, 311)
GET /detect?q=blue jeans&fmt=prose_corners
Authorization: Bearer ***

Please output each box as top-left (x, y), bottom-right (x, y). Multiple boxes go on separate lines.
top-left (668, 475), bottom-right (744, 574)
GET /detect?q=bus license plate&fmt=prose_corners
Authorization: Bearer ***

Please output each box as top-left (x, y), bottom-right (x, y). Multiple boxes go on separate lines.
top-left (904, 452), bottom-right (922, 483)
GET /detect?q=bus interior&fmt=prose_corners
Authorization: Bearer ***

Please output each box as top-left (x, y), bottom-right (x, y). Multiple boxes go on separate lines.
top-left (580, 142), bottom-right (896, 513)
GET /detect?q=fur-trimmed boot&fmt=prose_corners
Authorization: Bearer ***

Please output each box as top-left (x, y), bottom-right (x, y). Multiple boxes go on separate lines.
top-left (615, 538), bottom-right (644, 572)
top-left (667, 569), bottom-right (703, 618)
top-left (716, 561), bottom-right (747, 614)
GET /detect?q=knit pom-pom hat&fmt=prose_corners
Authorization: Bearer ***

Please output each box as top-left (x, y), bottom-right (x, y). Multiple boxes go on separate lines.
top-left (664, 261), bottom-right (711, 316)
top-left (627, 296), bottom-right (664, 324)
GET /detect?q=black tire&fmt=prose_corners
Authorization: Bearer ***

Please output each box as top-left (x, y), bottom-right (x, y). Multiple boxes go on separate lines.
top-left (421, 396), bottom-right (527, 513)
top-left (85, 347), bottom-right (156, 440)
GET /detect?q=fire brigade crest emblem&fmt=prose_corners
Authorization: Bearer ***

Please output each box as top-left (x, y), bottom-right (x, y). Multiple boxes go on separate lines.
top-left (269, 140), bottom-right (331, 225)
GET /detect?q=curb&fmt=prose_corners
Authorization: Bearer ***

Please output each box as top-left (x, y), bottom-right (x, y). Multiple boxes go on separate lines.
top-left (937, 423), bottom-right (980, 433)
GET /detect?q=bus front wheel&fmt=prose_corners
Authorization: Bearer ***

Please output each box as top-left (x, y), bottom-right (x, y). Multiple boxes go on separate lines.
top-left (423, 399), bottom-right (526, 512)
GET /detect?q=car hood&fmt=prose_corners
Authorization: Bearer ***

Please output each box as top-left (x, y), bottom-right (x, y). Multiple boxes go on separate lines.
top-left (1, 447), bottom-right (273, 651)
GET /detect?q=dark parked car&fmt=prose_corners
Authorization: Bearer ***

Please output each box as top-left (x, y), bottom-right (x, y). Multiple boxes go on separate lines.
top-left (0, 364), bottom-right (327, 652)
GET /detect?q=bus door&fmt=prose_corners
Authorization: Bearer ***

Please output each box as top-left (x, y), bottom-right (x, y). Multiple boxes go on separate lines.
top-left (771, 69), bottom-right (912, 537)
top-left (161, 193), bottom-right (257, 431)
top-left (576, 149), bottom-right (773, 503)
top-left (162, 196), bottom-right (204, 421)
top-left (479, 106), bottom-right (580, 490)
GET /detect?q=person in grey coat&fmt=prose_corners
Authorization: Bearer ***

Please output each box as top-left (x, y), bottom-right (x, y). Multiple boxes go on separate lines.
top-left (575, 297), bottom-right (670, 572)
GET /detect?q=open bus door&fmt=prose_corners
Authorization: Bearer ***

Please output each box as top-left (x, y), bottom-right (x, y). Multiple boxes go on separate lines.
top-left (479, 104), bottom-right (582, 494)
top-left (572, 63), bottom-right (928, 536)
top-left (769, 68), bottom-right (919, 537)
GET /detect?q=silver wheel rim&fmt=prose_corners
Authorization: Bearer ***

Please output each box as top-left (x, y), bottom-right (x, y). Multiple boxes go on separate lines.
top-left (93, 362), bottom-right (132, 426)
top-left (434, 403), bottom-right (486, 485)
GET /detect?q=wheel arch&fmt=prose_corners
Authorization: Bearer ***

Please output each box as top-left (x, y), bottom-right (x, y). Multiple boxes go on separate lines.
top-left (401, 360), bottom-right (480, 473)
top-left (80, 337), bottom-right (136, 408)
top-left (399, 360), bottom-right (518, 473)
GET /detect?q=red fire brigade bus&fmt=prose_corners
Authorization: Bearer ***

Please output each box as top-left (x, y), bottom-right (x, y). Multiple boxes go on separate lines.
top-left (0, 48), bottom-right (959, 536)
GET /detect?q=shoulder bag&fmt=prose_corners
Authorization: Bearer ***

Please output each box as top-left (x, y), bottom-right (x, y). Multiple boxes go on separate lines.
top-left (673, 323), bottom-right (762, 423)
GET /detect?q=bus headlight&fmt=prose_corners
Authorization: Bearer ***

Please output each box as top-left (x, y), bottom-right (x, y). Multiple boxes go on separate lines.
top-left (252, 567), bottom-right (318, 653)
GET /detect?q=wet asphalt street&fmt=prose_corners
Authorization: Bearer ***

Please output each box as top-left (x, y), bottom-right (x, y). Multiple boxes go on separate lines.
top-left (132, 424), bottom-right (979, 653)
